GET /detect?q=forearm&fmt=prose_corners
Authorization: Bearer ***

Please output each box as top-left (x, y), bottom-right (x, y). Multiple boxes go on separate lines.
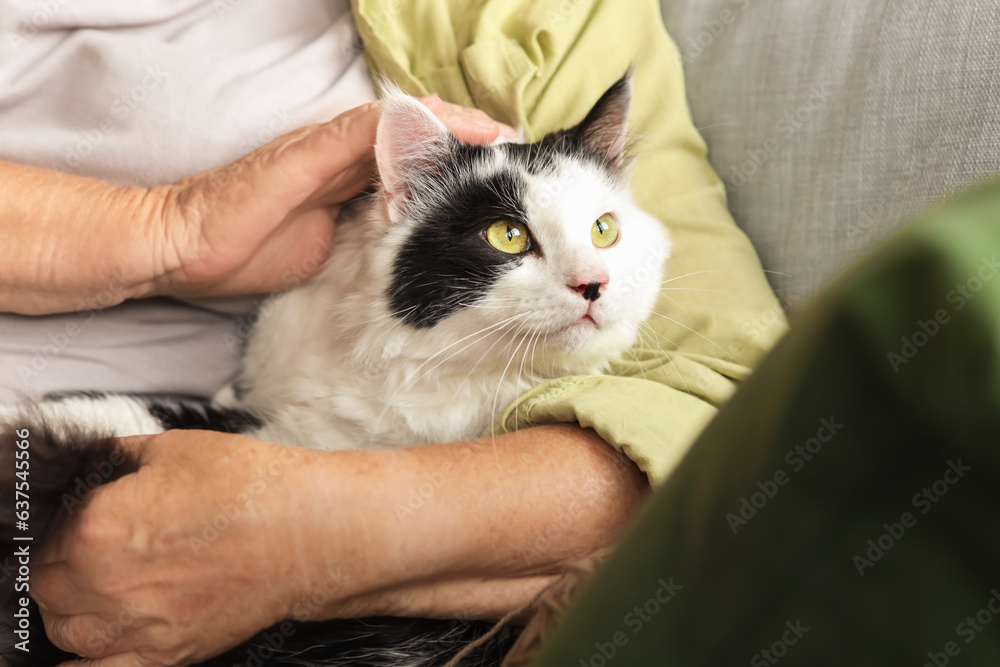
top-left (297, 424), bottom-right (650, 621)
top-left (0, 160), bottom-right (164, 314)
top-left (0, 102), bottom-right (514, 316)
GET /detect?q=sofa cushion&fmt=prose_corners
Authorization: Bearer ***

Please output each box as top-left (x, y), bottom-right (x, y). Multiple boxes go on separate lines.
top-left (660, 0), bottom-right (1000, 304)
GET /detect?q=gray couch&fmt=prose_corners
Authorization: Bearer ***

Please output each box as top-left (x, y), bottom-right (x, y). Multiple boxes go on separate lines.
top-left (660, 0), bottom-right (1000, 305)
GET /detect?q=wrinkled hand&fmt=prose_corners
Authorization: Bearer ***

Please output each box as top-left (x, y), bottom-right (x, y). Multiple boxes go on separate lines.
top-left (153, 97), bottom-right (516, 297)
top-left (33, 430), bottom-right (327, 667)
top-left (31, 424), bottom-right (646, 667)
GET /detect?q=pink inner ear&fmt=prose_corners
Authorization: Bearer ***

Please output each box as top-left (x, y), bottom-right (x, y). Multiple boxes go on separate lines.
top-left (375, 98), bottom-right (447, 201)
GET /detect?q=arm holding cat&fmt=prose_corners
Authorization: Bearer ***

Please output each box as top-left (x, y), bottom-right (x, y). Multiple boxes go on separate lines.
top-left (0, 96), bottom-right (514, 315)
top-left (6, 90), bottom-right (642, 665)
top-left (34, 426), bottom-right (647, 666)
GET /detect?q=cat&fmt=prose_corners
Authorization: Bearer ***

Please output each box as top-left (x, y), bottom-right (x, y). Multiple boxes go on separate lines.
top-left (0, 75), bottom-right (670, 666)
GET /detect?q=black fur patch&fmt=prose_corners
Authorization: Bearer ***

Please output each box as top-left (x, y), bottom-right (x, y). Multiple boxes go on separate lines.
top-left (143, 396), bottom-right (264, 433)
top-left (387, 74), bottom-right (631, 329)
top-left (2, 615), bottom-right (516, 667)
top-left (200, 617), bottom-right (517, 667)
top-left (388, 142), bottom-right (532, 328)
top-left (41, 389), bottom-right (110, 402)
top-left (1, 420), bottom-right (139, 665)
top-left (0, 421), bottom-right (137, 549)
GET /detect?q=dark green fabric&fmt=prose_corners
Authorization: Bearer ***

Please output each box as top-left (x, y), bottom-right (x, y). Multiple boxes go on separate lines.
top-left (531, 178), bottom-right (1000, 666)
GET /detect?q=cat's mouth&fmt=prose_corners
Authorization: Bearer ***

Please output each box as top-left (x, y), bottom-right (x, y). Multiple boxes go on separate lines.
top-left (552, 311), bottom-right (600, 337)
top-left (566, 305), bottom-right (597, 325)
top-left (542, 312), bottom-right (602, 351)
top-left (574, 303), bottom-right (602, 328)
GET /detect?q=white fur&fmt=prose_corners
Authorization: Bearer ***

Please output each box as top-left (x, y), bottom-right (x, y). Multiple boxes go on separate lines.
top-left (227, 94), bottom-right (671, 451)
top-left (0, 395), bottom-right (163, 443)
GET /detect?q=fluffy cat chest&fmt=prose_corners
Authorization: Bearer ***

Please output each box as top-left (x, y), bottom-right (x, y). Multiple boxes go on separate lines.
top-left (243, 353), bottom-right (531, 450)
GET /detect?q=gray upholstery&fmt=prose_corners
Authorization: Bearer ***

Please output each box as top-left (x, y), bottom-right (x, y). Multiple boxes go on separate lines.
top-left (660, 0), bottom-right (1000, 304)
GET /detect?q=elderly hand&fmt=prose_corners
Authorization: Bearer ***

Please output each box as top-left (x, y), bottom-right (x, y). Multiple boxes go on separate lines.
top-left (34, 430), bottom-right (322, 667)
top-left (34, 425), bottom-right (646, 666)
top-left (151, 96), bottom-right (517, 298)
top-left (0, 98), bottom-right (515, 314)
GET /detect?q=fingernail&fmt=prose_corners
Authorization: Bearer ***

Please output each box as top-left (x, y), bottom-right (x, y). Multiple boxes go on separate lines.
top-left (472, 119), bottom-right (497, 131)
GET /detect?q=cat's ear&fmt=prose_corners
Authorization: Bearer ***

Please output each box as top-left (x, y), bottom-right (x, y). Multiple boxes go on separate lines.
top-left (375, 94), bottom-right (449, 207)
top-left (574, 74), bottom-right (632, 167)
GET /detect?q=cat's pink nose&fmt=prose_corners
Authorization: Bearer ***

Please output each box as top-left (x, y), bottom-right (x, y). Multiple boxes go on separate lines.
top-left (569, 276), bottom-right (608, 302)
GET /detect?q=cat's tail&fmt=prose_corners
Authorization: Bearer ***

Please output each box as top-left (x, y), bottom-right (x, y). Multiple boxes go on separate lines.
top-left (0, 418), bottom-right (137, 553)
top-left (0, 414), bottom-right (137, 665)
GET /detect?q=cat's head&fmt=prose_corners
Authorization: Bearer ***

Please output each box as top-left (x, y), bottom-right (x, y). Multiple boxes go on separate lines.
top-left (369, 77), bottom-right (670, 375)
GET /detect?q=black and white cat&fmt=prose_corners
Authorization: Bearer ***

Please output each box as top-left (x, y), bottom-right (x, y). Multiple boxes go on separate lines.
top-left (1, 76), bottom-right (670, 666)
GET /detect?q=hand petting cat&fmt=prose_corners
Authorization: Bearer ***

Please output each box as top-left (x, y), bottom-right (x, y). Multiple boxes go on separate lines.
top-left (154, 95), bottom-right (520, 299)
top-left (0, 98), bottom-right (516, 315)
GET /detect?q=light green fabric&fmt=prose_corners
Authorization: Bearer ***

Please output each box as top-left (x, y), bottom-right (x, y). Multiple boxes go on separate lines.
top-left (352, 0), bottom-right (787, 485)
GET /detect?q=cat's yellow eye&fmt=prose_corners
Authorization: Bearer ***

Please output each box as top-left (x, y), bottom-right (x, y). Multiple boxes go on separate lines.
top-left (486, 220), bottom-right (530, 254)
top-left (592, 213), bottom-right (619, 248)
